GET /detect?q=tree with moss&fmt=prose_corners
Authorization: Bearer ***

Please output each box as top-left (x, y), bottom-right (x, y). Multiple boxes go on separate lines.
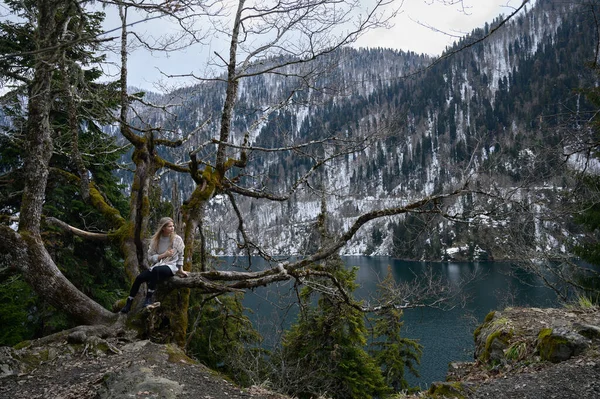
top-left (0, 0), bottom-right (130, 341)
top-left (567, 61), bottom-right (600, 301)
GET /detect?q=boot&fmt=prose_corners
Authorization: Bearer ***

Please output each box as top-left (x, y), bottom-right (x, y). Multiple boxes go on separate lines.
top-left (143, 296), bottom-right (154, 308)
top-left (143, 290), bottom-right (154, 308)
top-left (120, 297), bottom-right (133, 314)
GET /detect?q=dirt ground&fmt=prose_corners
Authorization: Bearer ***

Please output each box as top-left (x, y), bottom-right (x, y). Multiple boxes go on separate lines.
top-left (462, 307), bottom-right (600, 399)
top-left (424, 350), bottom-right (600, 399)
top-left (2, 337), bottom-right (599, 399)
top-left (0, 336), bottom-right (288, 399)
top-left (462, 357), bottom-right (600, 398)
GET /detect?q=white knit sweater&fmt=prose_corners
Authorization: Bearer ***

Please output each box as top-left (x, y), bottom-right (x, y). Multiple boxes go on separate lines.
top-left (147, 234), bottom-right (185, 274)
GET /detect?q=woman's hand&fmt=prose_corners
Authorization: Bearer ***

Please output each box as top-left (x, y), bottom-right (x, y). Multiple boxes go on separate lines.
top-left (160, 249), bottom-right (175, 259)
top-left (177, 270), bottom-right (189, 278)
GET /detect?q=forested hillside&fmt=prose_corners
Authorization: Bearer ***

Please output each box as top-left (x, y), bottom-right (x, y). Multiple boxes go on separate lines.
top-left (127, 0), bottom-right (598, 260)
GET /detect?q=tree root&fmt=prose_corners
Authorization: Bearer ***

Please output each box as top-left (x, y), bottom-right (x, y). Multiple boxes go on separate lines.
top-left (26, 318), bottom-right (130, 348)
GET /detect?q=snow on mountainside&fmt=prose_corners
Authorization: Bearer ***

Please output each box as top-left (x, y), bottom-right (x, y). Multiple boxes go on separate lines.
top-left (128, 0), bottom-right (598, 261)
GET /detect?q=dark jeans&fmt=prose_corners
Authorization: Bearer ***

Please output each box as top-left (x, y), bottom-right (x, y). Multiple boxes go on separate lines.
top-left (128, 265), bottom-right (174, 297)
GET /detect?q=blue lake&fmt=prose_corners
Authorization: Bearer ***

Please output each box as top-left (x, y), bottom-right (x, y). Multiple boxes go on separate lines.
top-left (235, 256), bottom-right (559, 389)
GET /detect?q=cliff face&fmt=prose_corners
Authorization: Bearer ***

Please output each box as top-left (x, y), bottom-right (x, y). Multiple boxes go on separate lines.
top-left (425, 306), bottom-right (600, 399)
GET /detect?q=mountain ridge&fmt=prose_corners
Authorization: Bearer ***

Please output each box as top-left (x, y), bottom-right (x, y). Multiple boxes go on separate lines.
top-left (122, 0), bottom-right (598, 261)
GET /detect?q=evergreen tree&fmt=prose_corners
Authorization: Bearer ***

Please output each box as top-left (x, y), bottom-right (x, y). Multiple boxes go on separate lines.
top-left (0, 276), bottom-right (37, 345)
top-left (571, 64), bottom-right (600, 299)
top-left (277, 256), bottom-right (388, 399)
top-left (186, 291), bottom-right (262, 387)
top-left (370, 268), bottom-right (422, 392)
top-left (0, 0), bottom-right (128, 341)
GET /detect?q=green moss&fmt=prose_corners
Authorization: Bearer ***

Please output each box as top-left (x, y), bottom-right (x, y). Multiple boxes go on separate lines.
top-left (492, 317), bottom-right (509, 327)
top-left (96, 342), bottom-right (110, 353)
top-left (224, 158), bottom-right (238, 170)
top-left (157, 288), bottom-right (190, 347)
top-left (131, 144), bottom-right (148, 164)
top-left (123, 304), bottom-right (148, 329)
top-left (182, 168), bottom-right (218, 213)
top-left (484, 311), bottom-right (496, 323)
top-left (427, 382), bottom-right (466, 398)
top-left (474, 311), bottom-right (496, 340)
top-left (473, 324), bottom-right (483, 340)
top-left (537, 328), bottom-right (570, 362)
top-left (141, 196), bottom-right (150, 215)
top-left (154, 156), bottom-right (166, 168)
top-left (121, 291), bottom-right (191, 346)
top-left (13, 340), bottom-right (32, 350)
top-left (70, 343), bottom-right (84, 352)
top-left (538, 328), bottom-right (552, 341)
top-left (166, 343), bottom-right (196, 364)
top-left (15, 348), bottom-right (50, 372)
top-left (131, 177), bottom-right (141, 192)
top-left (109, 222), bottom-right (135, 244)
top-left (89, 185), bottom-right (125, 227)
top-left (482, 331), bottom-right (500, 360)
top-left (479, 318), bottom-right (514, 362)
top-left (115, 297), bottom-right (127, 310)
top-left (38, 348), bottom-right (49, 361)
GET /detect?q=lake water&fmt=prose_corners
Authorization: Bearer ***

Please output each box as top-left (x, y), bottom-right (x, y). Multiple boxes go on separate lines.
top-left (236, 256), bottom-right (559, 389)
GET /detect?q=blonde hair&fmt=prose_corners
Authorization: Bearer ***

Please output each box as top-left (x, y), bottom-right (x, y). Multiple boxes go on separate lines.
top-left (150, 217), bottom-right (175, 251)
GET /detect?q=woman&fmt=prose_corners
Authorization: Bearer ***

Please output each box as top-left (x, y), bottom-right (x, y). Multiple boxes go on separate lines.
top-left (121, 217), bottom-right (189, 313)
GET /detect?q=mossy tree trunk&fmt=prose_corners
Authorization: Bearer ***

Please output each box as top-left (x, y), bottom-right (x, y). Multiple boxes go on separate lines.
top-left (1, 0), bottom-right (118, 327)
top-left (115, 6), bottom-right (190, 342)
top-left (117, 3), bottom-right (150, 283)
top-left (150, 2), bottom-right (249, 345)
top-left (152, 159), bottom-right (218, 345)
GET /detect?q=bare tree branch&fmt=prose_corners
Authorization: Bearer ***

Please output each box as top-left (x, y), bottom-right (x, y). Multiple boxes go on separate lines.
top-left (45, 217), bottom-right (110, 242)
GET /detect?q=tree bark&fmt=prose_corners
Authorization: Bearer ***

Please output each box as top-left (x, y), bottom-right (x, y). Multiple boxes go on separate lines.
top-left (2, 226), bottom-right (118, 325)
top-left (157, 177), bottom-right (217, 346)
top-left (11, 0), bottom-right (118, 326)
top-left (19, 0), bottom-right (57, 235)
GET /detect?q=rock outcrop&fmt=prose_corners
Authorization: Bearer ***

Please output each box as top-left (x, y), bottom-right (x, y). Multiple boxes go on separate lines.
top-left (426, 307), bottom-right (600, 399)
top-left (0, 331), bottom-right (287, 399)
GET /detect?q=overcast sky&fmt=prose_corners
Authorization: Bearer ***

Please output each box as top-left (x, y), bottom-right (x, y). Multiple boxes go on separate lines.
top-left (355, 0), bottom-right (533, 53)
top-left (103, 0), bottom-right (533, 91)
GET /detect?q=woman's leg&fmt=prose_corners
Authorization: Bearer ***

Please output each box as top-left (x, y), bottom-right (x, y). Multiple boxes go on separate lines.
top-left (121, 270), bottom-right (153, 313)
top-left (129, 270), bottom-right (153, 297)
top-left (145, 266), bottom-right (174, 306)
top-left (147, 265), bottom-right (175, 291)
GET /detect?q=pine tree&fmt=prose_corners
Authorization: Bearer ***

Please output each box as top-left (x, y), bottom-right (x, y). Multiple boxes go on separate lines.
top-left (0, 0), bottom-right (128, 339)
top-left (370, 267), bottom-right (422, 392)
top-left (278, 256), bottom-right (388, 399)
top-left (186, 291), bottom-right (262, 387)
